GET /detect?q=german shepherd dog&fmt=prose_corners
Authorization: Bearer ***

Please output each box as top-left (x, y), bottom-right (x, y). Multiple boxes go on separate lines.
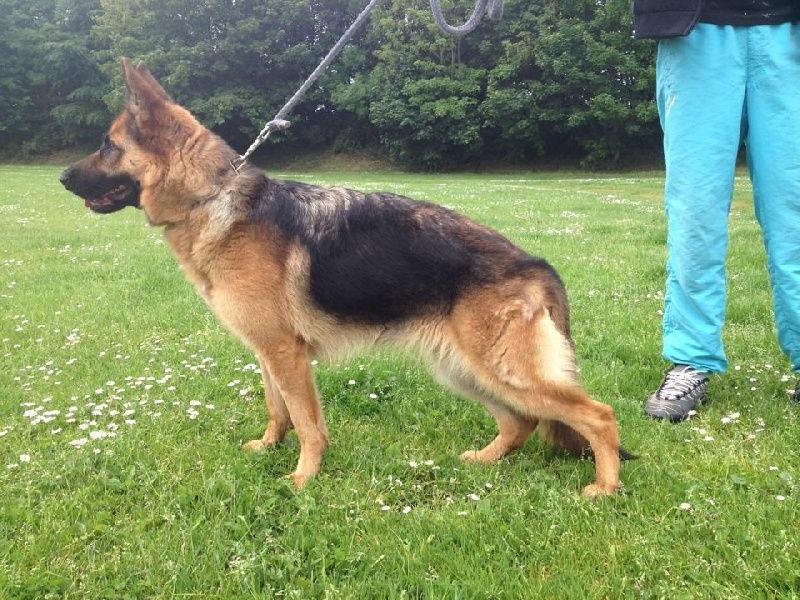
top-left (60, 59), bottom-right (631, 497)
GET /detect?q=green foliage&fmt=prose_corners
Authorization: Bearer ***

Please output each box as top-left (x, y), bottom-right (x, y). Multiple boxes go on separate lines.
top-left (0, 0), bottom-right (659, 167)
top-left (332, 0), bottom-right (491, 168)
top-left (92, 0), bottom-right (365, 148)
top-left (366, 66), bottom-right (484, 167)
top-left (526, 0), bottom-right (658, 167)
top-left (0, 0), bottom-right (108, 156)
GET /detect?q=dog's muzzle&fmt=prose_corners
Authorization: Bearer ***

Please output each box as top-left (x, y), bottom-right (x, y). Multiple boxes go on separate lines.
top-left (59, 167), bottom-right (141, 214)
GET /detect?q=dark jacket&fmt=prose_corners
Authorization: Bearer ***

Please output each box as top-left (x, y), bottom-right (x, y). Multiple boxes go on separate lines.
top-left (633, 0), bottom-right (800, 39)
top-left (632, 0), bottom-right (703, 39)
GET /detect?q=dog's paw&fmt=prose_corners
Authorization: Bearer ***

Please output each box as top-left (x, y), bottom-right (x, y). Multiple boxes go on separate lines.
top-left (581, 482), bottom-right (618, 499)
top-left (242, 439), bottom-right (267, 452)
top-left (286, 471), bottom-right (313, 488)
top-left (459, 450), bottom-right (489, 463)
top-left (243, 434), bottom-right (286, 451)
top-left (459, 450), bottom-right (477, 462)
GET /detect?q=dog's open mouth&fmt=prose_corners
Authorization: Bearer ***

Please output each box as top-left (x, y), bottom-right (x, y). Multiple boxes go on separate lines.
top-left (85, 179), bottom-right (141, 214)
top-left (60, 165), bottom-right (142, 215)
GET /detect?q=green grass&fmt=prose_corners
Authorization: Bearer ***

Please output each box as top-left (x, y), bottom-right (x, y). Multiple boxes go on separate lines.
top-left (1, 165), bottom-right (798, 599)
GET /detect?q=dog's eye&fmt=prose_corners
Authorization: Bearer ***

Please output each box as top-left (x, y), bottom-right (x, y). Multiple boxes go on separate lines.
top-left (101, 135), bottom-right (120, 158)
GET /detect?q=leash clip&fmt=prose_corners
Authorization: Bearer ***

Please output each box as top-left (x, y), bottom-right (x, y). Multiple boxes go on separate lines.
top-left (232, 119), bottom-right (291, 173)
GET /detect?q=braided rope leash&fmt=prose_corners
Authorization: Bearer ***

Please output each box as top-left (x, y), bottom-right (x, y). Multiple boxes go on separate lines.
top-left (232, 0), bottom-right (503, 172)
top-left (428, 0), bottom-right (504, 38)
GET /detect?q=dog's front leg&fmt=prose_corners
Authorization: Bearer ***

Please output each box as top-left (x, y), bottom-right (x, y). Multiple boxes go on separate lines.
top-left (256, 337), bottom-right (329, 487)
top-left (242, 357), bottom-right (294, 451)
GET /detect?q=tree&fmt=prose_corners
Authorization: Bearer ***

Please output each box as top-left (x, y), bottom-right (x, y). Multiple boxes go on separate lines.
top-left (0, 0), bottom-right (660, 167)
top-left (0, 0), bottom-right (108, 156)
top-left (489, 0), bottom-right (658, 167)
top-left (332, 0), bottom-right (498, 169)
top-left (92, 0), bottom-right (371, 153)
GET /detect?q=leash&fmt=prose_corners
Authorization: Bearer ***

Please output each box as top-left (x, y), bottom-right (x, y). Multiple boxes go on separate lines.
top-left (232, 0), bottom-right (503, 172)
top-left (429, 0), bottom-right (503, 37)
top-left (231, 0), bottom-right (381, 172)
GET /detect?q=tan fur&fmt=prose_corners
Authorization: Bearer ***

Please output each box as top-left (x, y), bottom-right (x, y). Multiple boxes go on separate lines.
top-left (63, 58), bottom-right (627, 497)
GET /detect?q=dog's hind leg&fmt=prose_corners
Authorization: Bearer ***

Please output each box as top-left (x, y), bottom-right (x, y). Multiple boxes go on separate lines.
top-left (491, 306), bottom-right (621, 497)
top-left (242, 357), bottom-right (294, 451)
top-left (447, 293), bottom-right (622, 496)
top-left (533, 386), bottom-right (622, 498)
top-left (435, 370), bottom-right (538, 463)
top-left (256, 337), bottom-right (329, 488)
top-left (460, 403), bottom-right (539, 464)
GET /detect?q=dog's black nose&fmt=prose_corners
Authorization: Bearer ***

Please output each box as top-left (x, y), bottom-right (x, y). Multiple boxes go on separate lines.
top-left (59, 168), bottom-right (72, 186)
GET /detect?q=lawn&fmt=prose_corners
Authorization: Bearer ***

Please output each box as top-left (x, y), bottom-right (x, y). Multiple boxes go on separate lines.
top-left (1, 165), bottom-right (798, 599)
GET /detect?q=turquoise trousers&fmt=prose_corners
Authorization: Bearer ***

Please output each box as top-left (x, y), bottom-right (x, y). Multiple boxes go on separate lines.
top-left (657, 22), bottom-right (800, 373)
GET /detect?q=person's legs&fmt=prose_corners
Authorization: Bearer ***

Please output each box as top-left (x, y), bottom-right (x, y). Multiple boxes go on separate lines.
top-left (646, 25), bottom-right (747, 419)
top-left (745, 23), bottom-right (800, 376)
top-left (657, 24), bottom-right (748, 374)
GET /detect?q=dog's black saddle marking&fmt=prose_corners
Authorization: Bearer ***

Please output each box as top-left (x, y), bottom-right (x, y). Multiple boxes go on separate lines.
top-left (250, 177), bottom-right (554, 325)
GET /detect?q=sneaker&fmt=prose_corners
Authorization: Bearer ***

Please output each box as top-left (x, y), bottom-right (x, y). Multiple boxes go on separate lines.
top-left (644, 364), bottom-right (709, 422)
top-left (793, 380), bottom-right (800, 403)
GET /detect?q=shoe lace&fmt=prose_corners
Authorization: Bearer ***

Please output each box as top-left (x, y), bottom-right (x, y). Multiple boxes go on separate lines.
top-left (660, 367), bottom-right (705, 400)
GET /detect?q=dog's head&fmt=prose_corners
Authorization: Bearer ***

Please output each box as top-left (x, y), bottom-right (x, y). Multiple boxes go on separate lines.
top-left (60, 58), bottom-right (237, 225)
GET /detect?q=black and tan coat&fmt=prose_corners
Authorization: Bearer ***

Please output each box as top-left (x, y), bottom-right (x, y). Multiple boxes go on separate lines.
top-left (60, 59), bottom-right (631, 497)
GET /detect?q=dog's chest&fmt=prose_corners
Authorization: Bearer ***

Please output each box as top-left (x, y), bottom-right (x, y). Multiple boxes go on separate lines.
top-left (163, 224), bottom-right (216, 302)
top-left (160, 216), bottom-right (286, 349)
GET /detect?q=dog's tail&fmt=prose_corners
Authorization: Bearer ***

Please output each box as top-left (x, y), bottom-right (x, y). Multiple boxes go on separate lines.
top-left (538, 419), bottom-right (638, 461)
top-left (538, 419), bottom-right (590, 456)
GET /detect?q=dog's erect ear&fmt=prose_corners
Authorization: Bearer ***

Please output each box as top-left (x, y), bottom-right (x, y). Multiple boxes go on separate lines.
top-left (121, 57), bottom-right (171, 123)
top-left (134, 61), bottom-right (173, 103)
